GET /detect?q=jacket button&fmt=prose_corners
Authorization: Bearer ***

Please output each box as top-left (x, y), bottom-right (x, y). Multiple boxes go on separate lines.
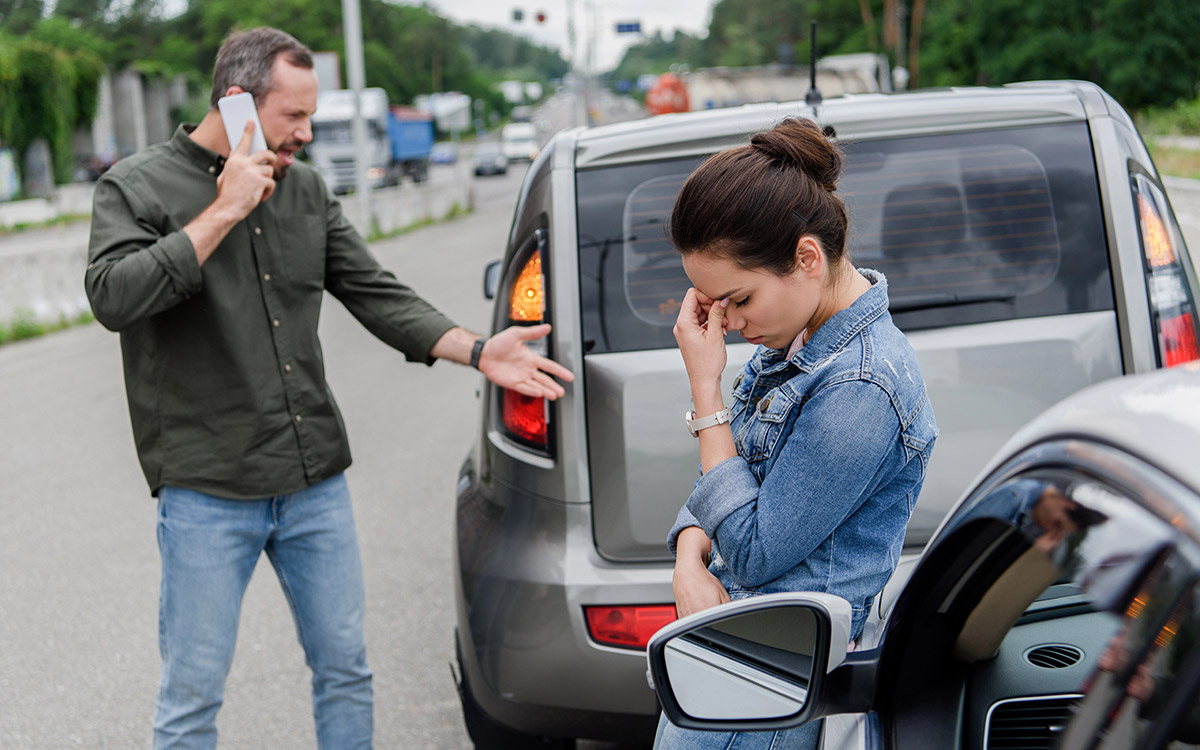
top-left (760, 396), bottom-right (772, 411)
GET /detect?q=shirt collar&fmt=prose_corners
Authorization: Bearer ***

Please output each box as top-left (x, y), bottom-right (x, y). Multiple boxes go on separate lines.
top-left (170, 123), bottom-right (227, 176)
top-left (760, 268), bottom-right (891, 373)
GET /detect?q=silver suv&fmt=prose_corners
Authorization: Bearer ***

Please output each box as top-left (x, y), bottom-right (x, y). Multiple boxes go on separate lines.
top-left (452, 80), bottom-right (1200, 747)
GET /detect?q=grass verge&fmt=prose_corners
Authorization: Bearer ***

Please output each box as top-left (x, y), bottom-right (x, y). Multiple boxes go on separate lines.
top-left (1146, 140), bottom-right (1200, 182)
top-left (0, 213), bottom-right (91, 237)
top-left (0, 309), bottom-right (95, 349)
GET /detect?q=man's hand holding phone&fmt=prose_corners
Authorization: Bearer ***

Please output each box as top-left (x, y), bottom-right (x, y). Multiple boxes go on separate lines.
top-left (216, 120), bottom-right (278, 215)
top-left (183, 121), bottom-right (279, 267)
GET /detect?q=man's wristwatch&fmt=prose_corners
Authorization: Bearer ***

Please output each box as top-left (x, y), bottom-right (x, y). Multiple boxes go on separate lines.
top-left (469, 337), bottom-right (487, 370)
top-left (685, 406), bottom-right (733, 437)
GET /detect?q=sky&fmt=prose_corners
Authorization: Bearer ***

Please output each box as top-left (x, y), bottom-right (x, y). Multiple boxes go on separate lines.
top-left (425, 0), bottom-right (715, 72)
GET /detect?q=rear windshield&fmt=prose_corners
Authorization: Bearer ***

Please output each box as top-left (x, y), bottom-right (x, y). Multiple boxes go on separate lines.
top-left (577, 122), bottom-right (1113, 354)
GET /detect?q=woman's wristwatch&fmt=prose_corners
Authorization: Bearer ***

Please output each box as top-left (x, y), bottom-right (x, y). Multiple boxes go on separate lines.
top-left (685, 407), bottom-right (733, 437)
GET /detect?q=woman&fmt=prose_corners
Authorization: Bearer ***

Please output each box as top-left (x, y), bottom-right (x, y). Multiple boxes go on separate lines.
top-left (656, 118), bottom-right (938, 749)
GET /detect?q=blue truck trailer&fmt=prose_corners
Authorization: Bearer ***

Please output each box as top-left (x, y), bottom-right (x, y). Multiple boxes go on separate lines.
top-left (387, 106), bottom-right (434, 184)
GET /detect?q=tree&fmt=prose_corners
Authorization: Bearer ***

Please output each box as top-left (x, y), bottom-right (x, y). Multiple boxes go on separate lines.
top-left (919, 0), bottom-right (1200, 109)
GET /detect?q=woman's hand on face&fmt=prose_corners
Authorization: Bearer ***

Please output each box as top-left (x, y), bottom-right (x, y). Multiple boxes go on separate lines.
top-left (673, 287), bottom-right (729, 388)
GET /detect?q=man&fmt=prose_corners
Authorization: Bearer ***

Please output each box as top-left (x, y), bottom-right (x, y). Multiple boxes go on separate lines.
top-left (84, 27), bottom-right (572, 749)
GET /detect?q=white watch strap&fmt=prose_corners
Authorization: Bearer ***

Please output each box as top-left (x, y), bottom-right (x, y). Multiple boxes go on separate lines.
top-left (687, 406), bottom-right (733, 437)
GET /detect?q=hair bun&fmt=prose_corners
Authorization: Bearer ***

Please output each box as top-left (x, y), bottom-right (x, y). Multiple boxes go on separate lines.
top-left (749, 118), bottom-right (842, 192)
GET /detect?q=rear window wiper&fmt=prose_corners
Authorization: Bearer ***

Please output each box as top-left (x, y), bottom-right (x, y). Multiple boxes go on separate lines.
top-left (890, 291), bottom-right (1017, 313)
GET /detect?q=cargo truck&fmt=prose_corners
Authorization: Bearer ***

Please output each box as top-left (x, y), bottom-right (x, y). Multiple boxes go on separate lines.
top-left (307, 87), bottom-right (434, 193)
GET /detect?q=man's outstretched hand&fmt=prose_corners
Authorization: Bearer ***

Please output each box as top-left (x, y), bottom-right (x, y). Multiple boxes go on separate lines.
top-left (478, 324), bottom-right (574, 400)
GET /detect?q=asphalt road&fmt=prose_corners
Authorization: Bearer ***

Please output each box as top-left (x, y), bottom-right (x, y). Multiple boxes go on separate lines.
top-left (0, 164), bottom-right (537, 749)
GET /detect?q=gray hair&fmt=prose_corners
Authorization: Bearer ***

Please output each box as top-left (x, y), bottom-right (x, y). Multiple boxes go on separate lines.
top-left (209, 27), bottom-right (314, 108)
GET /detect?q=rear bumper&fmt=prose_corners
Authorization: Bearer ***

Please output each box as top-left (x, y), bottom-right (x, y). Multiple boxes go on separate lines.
top-left (453, 456), bottom-right (672, 742)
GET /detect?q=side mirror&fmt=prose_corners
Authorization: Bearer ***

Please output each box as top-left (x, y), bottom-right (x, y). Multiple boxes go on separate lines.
top-left (647, 592), bottom-right (873, 732)
top-left (483, 260), bottom-right (502, 300)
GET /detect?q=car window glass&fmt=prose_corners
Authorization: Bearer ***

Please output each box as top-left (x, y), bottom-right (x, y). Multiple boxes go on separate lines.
top-left (577, 122), bottom-right (1112, 354)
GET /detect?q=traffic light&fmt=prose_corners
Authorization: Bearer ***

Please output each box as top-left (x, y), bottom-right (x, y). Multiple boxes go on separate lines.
top-left (536, 11), bottom-right (546, 23)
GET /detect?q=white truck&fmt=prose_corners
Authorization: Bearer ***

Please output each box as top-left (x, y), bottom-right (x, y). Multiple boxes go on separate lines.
top-left (306, 88), bottom-right (433, 194)
top-left (500, 122), bottom-right (539, 162)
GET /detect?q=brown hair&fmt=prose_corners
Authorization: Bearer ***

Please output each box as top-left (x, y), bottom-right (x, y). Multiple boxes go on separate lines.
top-left (670, 118), bottom-right (848, 276)
top-left (209, 27), bottom-right (314, 108)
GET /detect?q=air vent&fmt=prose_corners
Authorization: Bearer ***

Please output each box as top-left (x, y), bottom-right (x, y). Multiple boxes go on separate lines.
top-left (1025, 644), bottom-right (1084, 669)
top-left (985, 694), bottom-right (1080, 750)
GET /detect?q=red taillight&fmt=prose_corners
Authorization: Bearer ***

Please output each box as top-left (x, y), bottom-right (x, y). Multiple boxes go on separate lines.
top-left (502, 389), bottom-right (547, 447)
top-left (1134, 176), bottom-right (1200, 368)
top-left (498, 237), bottom-right (552, 451)
top-left (1159, 312), bottom-right (1200, 368)
top-left (584, 605), bottom-right (677, 650)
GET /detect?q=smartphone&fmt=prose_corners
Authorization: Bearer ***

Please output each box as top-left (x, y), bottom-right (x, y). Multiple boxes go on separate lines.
top-left (217, 92), bottom-right (268, 155)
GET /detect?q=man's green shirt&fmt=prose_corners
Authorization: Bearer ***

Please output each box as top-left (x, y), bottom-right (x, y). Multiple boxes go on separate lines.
top-left (85, 125), bottom-right (456, 499)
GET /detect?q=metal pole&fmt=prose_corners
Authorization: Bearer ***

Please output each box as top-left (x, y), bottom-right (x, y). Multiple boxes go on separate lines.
top-left (341, 0), bottom-right (372, 232)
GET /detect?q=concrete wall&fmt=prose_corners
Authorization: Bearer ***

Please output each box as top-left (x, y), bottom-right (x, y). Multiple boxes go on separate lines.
top-left (0, 174), bottom-right (473, 325)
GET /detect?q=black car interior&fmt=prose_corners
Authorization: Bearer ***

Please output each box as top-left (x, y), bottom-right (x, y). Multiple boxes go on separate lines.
top-left (871, 460), bottom-right (1200, 750)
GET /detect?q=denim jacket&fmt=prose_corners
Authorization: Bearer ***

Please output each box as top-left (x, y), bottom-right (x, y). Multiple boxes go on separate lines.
top-left (668, 269), bottom-right (938, 639)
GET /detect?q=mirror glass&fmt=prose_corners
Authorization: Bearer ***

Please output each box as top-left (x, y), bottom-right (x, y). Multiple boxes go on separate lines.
top-left (483, 260), bottom-right (502, 300)
top-left (663, 605), bottom-right (818, 721)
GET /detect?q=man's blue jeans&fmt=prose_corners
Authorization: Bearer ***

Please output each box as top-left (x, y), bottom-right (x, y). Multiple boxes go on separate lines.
top-left (153, 474), bottom-right (372, 749)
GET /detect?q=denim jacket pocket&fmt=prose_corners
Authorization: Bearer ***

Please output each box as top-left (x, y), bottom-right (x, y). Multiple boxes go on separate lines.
top-left (739, 392), bottom-right (798, 462)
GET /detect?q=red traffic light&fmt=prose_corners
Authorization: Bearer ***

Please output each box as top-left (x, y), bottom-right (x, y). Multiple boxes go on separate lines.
top-left (536, 11), bottom-right (546, 23)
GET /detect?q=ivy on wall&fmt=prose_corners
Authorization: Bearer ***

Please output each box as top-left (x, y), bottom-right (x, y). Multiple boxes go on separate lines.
top-left (0, 34), bottom-right (102, 186)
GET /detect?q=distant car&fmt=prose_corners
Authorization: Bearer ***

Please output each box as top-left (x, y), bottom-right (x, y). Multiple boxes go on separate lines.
top-left (500, 122), bottom-right (540, 162)
top-left (648, 363), bottom-right (1200, 750)
top-left (472, 143), bottom-right (508, 176)
top-left (430, 141), bottom-right (459, 165)
top-left (454, 80), bottom-right (1200, 748)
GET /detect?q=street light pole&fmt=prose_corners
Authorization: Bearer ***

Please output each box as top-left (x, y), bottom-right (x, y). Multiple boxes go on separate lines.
top-left (341, 0), bottom-right (373, 232)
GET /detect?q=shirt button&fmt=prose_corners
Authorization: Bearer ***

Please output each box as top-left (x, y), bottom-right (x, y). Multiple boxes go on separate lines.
top-left (294, 414), bottom-right (303, 423)
top-left (208, 166), bottom-right (216, 174)
top-left (284, 364), bottom-right (292, 372)
top-left (254, 226), bottom-right (262, 235)
top-left (272, 319), bottom-right (280, 327)
top-left (263, 273), bottom-right (271, 281)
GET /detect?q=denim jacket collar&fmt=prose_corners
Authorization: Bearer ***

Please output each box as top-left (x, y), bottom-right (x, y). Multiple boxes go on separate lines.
top-left (757, 268), bottom-right (889, 375)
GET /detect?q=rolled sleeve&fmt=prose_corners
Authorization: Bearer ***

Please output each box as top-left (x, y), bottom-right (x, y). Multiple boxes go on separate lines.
top-left (85, 174), bottom-right (203, 331)
top-left (687, 380), bottom-right (902, 587)
top-left (682, 455), bottom-right (761, 541)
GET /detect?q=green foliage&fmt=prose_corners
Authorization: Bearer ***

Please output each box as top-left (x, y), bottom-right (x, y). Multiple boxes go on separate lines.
top-left (0, 17), bottom-right (105, 185)
top-left (8, 308), bottom-right (45, 341)
top-left (1140, 97), bottom-right (1200, 137)
top-left (0, 0), bottom-right (566, 189)
top-left (612, 0), bottom-right (1200, 112)
top-left (920, 0), bottom-right (1200, 109)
